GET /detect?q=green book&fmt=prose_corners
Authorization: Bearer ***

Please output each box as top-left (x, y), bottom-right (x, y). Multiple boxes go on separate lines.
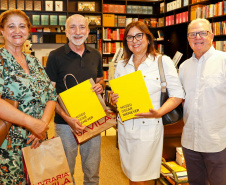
top-left (32, 15), bottom-right (40, 25)
top-left (59, 15), bottom-right (66, 26)
top-left (50, 15), bottom-right (58, 25)
top-left (41, 15), bottom-right (49, 25)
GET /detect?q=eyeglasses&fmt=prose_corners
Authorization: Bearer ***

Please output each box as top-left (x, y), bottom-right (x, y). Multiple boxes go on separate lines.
top-left (187, 31), bottom-right (210, 39)
top-left (126, 33), bottom-right (144, 42)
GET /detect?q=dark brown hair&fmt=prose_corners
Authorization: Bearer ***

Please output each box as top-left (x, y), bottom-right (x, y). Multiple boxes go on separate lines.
top-left (123, 21), bottom-right (157, 65)
top-left (0, 9), bottom-right (31, 30)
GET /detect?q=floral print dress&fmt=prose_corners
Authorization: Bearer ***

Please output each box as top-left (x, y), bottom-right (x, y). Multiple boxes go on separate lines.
top-left (0, 47), bottom-right (57, 185)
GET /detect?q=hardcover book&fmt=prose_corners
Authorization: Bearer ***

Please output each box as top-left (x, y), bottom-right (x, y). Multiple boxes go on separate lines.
top-left (103, 14), bottom-right (115, 27)
top-left (41, 15), bottom-right (49, 25)
top-left (34, 1), bottom-right (42, 11)
top-left (50, 15), bottom-right (58, 25)
top-left (59, 15), bottom-right (67, 25)
top-left (9, 0), bottom-right (16, 10)
top-left (78, 2), bottom-right (95, 12)
top-left (58, 78), bottom-right (107, 126)
top-left (1, 0), bottom-right (8, 10)
top-left (45, 1), bottom-right (53, 11)
top-left (85, 16), bottom-right (101, 26)
top-left (32, 15), bottom-right (40, 26)
top-left (109, 70), bottom-right (153, 121)
top-left (25, 1), bottom-right (33, 11)
top-left (55, 1), bottom-right (63, 11)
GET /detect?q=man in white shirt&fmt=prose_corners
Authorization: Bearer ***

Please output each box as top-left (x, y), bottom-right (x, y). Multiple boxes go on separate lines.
top-left (179, 18), bottom-right (226, 185)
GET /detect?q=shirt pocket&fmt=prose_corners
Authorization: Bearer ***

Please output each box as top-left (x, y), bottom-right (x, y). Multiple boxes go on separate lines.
top-left (205, 72), bottom-right (224, 89)
top-left (144, 73), bottom-right (161, 95)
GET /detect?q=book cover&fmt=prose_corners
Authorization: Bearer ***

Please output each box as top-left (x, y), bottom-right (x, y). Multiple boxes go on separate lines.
top-left (25, 1), bottom-right (33, 10)
top-left (103, 4), bottom-right (108, 12)
top-left (78, 2), bottom-right (95, 12)
top-left (45, 1), bottom-right (53, 11)
top-left (172, 51), bottom-right (183, 67)
top-left (85, 16), bottom-right (101, 26)
top-left (1, 0), bottom-right (8, 10)
top-left (41, 15), bottom-right (49, 25)
top-left (9, 0), bottom-right (16, 10)
top-left (58, 78), bottom-right (107, 126)
top-left (103, 14), bottom-right (115, 27)
top-left (50, 15), bottom-right (58, 25)
top-left (165, 161), bottom-right (186, 172)
top-left (59, 15), bottom-right (67, 25)
top-left (117, 16), bottom-right (126, 27)
top-left (32, 15), bottom-right (40, 26)
top-left (55, 1), bottom-right (63, 11)
top-left (34, 1), bottom-right (41, 11)
top-left (109, 70), bottom-right (153, 121)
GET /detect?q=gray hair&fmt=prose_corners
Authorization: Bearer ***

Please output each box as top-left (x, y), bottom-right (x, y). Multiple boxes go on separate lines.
top-left (188, 18), bottom-right (212, 33)
top-left (65, 14), bottom-right (88, 28)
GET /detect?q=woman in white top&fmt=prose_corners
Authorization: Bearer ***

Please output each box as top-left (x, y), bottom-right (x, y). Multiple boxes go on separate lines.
top-left (111, 21), bottom-right (184, 185)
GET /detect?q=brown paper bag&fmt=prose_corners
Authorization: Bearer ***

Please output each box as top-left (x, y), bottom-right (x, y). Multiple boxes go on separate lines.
top-left (73, 112), bottom-right (117, 143)
top-left (22, 137), bottom-right (73, 185)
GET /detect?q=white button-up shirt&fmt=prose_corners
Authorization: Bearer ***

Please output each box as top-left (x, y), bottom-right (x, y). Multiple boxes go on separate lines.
top-left (179, 46), bottom-right (226, 152)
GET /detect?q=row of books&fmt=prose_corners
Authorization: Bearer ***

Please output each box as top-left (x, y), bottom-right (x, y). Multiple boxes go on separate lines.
top-left (103, 56), bottom-right (113, 64)
top-left (103, 42), bottom-right (123, 54)
top-left (32, 15), bottom-right (66, 26)
top-left (31, 34), bottom-right (67, 44)
top-left (127, 5), bottom-right (153, 14)
top-left (212, 21), bottom-right (226, 36)
top-left (103, 14), bottom-right (126, 27)
top-left (103, 4), bottom-right (126, 14)
top-left (191, 1), bottom-right (226, 20)
top-left (165, 12), bottom-right (188, 26)
top-left (157, 44), bottom-right (164, 54)
top-left (0, 0), bottom-right (64, 11)
top-left (166, 0), bottom-right (182, 12)
top-left (213, 41), bottom-right (226, 52)
top-left (103, 28), bottom-right (125, 41)
top-left (103, 70), bottom-right (109, 80)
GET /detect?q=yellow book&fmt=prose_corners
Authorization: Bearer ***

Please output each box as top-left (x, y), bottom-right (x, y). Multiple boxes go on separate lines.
top-left (109, 70), bottom-right (153, 121)
top-left (161, 165), bottom-right (170, 174)
top-left (103, 14), bottom-right (115, 27)
top-left (166, 161), bottom-right (186, 172)
top-left (58, 78), bottom-right (106, 126)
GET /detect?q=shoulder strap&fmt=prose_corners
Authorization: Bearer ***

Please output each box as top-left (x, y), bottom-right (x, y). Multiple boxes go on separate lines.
top-left (158, 55), bottom-right (167, 93)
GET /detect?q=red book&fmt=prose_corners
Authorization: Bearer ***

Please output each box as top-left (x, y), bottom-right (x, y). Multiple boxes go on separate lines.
top-left (108, 4), bottom-right (114, 13)
top-left (103, 4), bottom-right (109, 13)
top-left (114, 5), bottom-right (119, 13)
top-left (112, 43), bottom-right (116, 53)
top-left (118, 5), bottom-right (125, 13)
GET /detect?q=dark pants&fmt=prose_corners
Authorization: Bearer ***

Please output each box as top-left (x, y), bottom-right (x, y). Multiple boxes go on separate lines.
top-left (182, 147), bottom-right (226, 185)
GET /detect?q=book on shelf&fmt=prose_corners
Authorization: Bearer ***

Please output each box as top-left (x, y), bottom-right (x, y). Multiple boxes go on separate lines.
top-left (172, 51), bottom-right (183, 67)
top-left (32, 15), bottom-right (40, 26)
top-left (41, 15), bottom-right (49, 26)
top-left (55, 1), bottom-right (63, 11)
top-left (157, 30), bottom-right (164, 40)
top-left (9, 0), bottom-right (16, 10)
top-left (160, 2), bottom-right (164, 13)
top-left (0, 0), bottom-right (8, 10)
top-left (78, 1), bottom-right (95, 12)
top-left (109, 70), bottom-right (153, 122)
top-left (50, 15), bottom-right (58, 25)
top-left (34, 1), bottom-right (42, 11)
top-left (103, 14), bottom-right (115, 27)
top-left (118, 16), bottom-right (126, 27)
top-left (59, 15), bottom-right (67, 26)
top-left (25, 1), bottom-right (33, 10)
top-left (85, 16), bottom-right (101, 26)
top-left (103, 4), bottom-right (108, 13)
top-left (127, 5), bottom-right (132, 13)
top-left (45, 1), bottom-right (53, 11)
top-left (58, 78), bottom-right (107, 126)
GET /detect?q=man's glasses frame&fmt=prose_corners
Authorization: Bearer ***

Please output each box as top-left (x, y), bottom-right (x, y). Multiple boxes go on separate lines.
top-left (126, 33), bottom-right (144, 42)
top-left (187, 31), bottom-right (210, 39)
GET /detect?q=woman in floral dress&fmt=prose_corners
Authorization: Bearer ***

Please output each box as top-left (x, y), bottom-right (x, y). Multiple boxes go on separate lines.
top-left (0, 9), bottom-right (57, 184)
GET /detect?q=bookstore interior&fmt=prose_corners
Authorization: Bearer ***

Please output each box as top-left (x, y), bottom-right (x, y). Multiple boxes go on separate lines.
top-left (0, 0), bottom-right (225, 184)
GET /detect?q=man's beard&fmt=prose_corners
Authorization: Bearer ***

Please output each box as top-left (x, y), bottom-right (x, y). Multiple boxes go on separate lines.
top-left (68, 33), bottom-right (88, 46)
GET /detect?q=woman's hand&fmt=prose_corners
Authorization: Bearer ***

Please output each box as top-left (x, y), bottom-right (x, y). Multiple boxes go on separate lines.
top-left (66, 117), bottom-right (86, 134)
top-left (27, 134), bottom-right (43, 149)
top-left (135, 109), bottom-right (161, 118)
top-left (92, 83), bottom-right (103, 94)
top-left (110, 91), bottom-right (119, 105)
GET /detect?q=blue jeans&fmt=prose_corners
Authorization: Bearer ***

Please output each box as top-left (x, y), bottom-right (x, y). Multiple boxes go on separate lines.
top-left (55, 124), bottom-right (101, 185)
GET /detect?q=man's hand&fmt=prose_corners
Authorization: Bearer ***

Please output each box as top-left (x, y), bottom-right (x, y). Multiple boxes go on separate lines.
top-left (67, 117), bottom-right (86, 134)
top-left (92, 83), bottom-right (103, 94)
